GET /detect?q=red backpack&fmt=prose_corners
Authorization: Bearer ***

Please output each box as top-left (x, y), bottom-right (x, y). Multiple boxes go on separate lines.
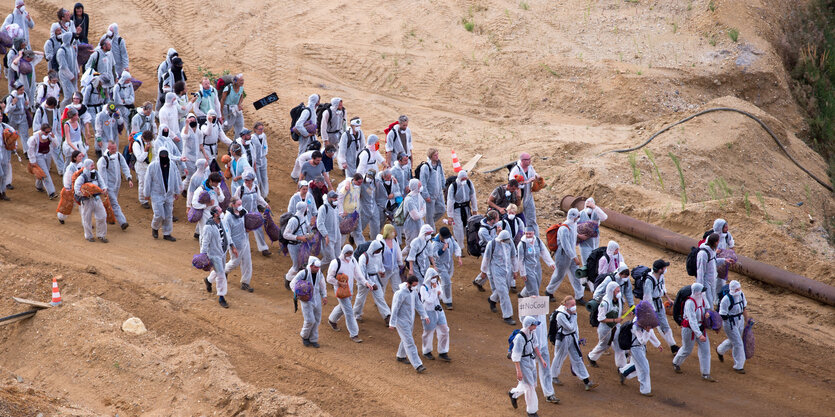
top-left (546, 223), bottom-right (567, 253)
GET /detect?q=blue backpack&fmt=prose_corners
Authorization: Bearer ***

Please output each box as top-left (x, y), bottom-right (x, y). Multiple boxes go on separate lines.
top-left (506, 329), bottom-right (530, 360)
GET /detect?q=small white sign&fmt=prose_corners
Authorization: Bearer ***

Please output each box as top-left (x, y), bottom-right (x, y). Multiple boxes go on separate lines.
top-left (518, 296), bottom-right (549, 318)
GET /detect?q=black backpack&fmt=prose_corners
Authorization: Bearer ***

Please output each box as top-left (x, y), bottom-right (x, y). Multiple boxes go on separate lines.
top-left (585, 246), bottom-right (610, 284)
top-left (289, 102), bottom-right (308, 141)
top-left (466, 215), bottom-right (485, 257)
top-left (443, 175), bottom-right (457, 196)
top-left (353, 241), bottom-right (372, 261)
top-left (631, 265), bottom-right (653, 299)
top-left (617, 321), bottom-right (636, 350)
top-left (278, 213), bottom-right (300, 246)
top-left (672, 285), bottom-right (693, 325)
top-left (314, 102), bottom-right (331, 134)
top-left (413, 161), bottom-right (428, 179)
top-left (355, 148), bottom-right (370, 168)
top-left (685, 247), bottom-right (710, 276)
top-left (593, 272), bottom-right (616, 292)
top-left (548, 310), bottom-right (570, 345)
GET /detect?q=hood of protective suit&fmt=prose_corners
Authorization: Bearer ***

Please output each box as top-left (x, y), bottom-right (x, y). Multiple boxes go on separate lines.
top-left (606, 240), bottom-right (619, 257)
top-left (107, 22), bottom-right (118, 38)
top-left (307, 94), bottom-right (319, 108)
top-left (603, 281), bottom-right (620, 305)
top-left (497, 229), bottom-right (512, 242)
top-left (194, 158), bottom-right (208, 175)
top-left (423, 267), bottom-right (440, 286)
top-left (330, 97), bottom-right (341, 108)
top-left (408, 178), bottom-right (420, 195)
top-left (419, 224), bottom-right (434, 238)
top-left (207, 109), bottom-right (217, 118)
top-left (584, 197), bottom-right (596, 208)
top-left (307, 256), bottom-right (321, 268)
top-left (522, 316), bottom-right (540, 330)
top-left (367, 239), bottom-right (383, 255)
top-left (164, 92), bottom-right (177, 106)
top-left (729, 280), bottom-right (741, 294)
top-left (713, 218), bottom-right (727, 235)
top-left (367, 134), bottom-right (379, 147)
top-left (566, 208), bottom-right (580, 224)
top-left (166, 48), bottom-right (178, 64)
top-left (60, 31), bottom-right (73, 47)
top-left (118, 71), bottom-right (131, 84)
top-left (295, 201), bottom-right (308, 217)
top-left (691, 282), bottom-right (704, 294)
top-left (457, 170), bottom-right (468, 182)
top-left (158, 123), bottom-right (171, 138)
top-left (50, 22), bottom-right (61, 38)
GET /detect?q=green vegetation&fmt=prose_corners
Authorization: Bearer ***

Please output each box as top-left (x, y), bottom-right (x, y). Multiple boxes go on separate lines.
top-left (463, 19), bottom-right (474, 32)
top-left (628, 153), bottom-right (640, 184)
top-left (197, 66), bottom-right (230, 84)
top-left (644, 148), bottom-right (664, 189)
top-left (669, 152), bottom-right (687, 209)
top-left (541, 63), bottom-right (558, 77)
top-left (743, 190), bottom-right (752, 217)
top-left (519, 1), bottom-right (529, 10)
top-left (728, 28), bottom-right (739, 43)
top-left (708, 0), bottom-right (716, 12)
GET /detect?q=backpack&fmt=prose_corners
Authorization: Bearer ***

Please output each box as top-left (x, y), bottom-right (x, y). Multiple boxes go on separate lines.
top-left (631, 265), bottom-right (653, 300)
top-left (278, 213), bottom-right (300, 247)
top-left (353, 241), bottom-right (372, 261)
top-left (289, 102), bottom-right (308, 141)
top-left (2, 128), bottom-right (19, 151)
top-left (586, 299), bottom-right (601, 327)
top-left (506, 329), bottom-right (531, 360)
top-left (355, 148), bottom-right (370, 168)
top-left (617, 321), bottom-right (636, 351)
top-left (47, 38), bottom-right (60, 71)
top-left (216, 74), bottom-right (234, 93)
top-left (545, 223), bottom-right (567, 253)
top-left (685, 247), bottom-right (710, 276)
top-left (413, 161), bottom-right (428, 179)
top-left (86, 49), bottom-right (101, 72)
top-left (383, 121), bottom-right (398, 137)
top-left (717, 284), bottom-right (732, 307)
top-left (393, 198), bottom-right (407, 226)
top-left (548, 310), bottom-right (570, 344)
top-left (672, 285), bottom-right (693, 325)
top-left (585, 247), bottom-right (610, 284)
top-left (593, 272), bottom-right (616, 292)
top-left (36, 82), bottom-right (48, 104)
top-left (314, 102), bottom-right (331, 135)
top-left (294, 270), bottom-right (314, 302)
top-left (465, 214), bottom-right (485, 257)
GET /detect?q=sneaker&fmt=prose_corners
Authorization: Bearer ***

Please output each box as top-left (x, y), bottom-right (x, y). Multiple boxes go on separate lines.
top-left (702, 375), bottom-right (717, 382)
top-left (588, 355), bottom-right (598, 368)
top-left (503, 317), bottom-right (516, 326)
top-left (508, 391), bottom-right (518, 409)
top-left (355, 317), bottom-right (364, 323)
top-left (545, 292), bottom-right (555, 302)
top-left (204, 278), bottom-right (213, 293)
top-left (439, 353), bottom-right (451, 362)
top-left (670, 345), bottom-right (680, 355)
top-left (509, 286), bottom-right (517, 294)
top-left (552, 377), bottom-right (563, 386)
top-left (384, 315), bottom-right (391, 326)
top-left (35, 187), bottom-right (44, 193)
top-left (734, 368), bottom-right (746, 374)
top-left (58, 219), bottom-right (64, 224)
top-left (716, 348), bottom-right (724, 363)
top-left (472, 279), bottom-right (485, 292)
top-left (194, 233), bottom-right (200, 240)
top-left (620, 372), bottom-right (626, 385)
top-left (120, 223), bottom-right (129, 230)
top-left (673, 364), bottom-right (682, 374)
top-left (641, 392), bottom-right (654, 397)
top-left (48, 193), bottom-right (57, 200)
top-left (527, 413), bottom-right (540, 417)
top-left (163, 235), bottom-right (176, 242)
top-left (284, 280), bottom-right (291, 290)
top-left (445, 303), bottom-right (453, 310)
top-left (5, 184), bottom-right (13, 190)
top-left (98, 237), bottom-right (109, 243)
top-left (152, 229), bottom-right (159, 239)
top-left (302, 338), bottom-right (311, 347)
top-left (584, 381), bottom-right (599, 391)
top-left (311, 341), bottom-right (320, 348)
top-left (172, 216), bottom-right (179, 222)
top-left (86, 237), bottom-right (95, 242)
top-left (396, 356), bottom-right (409, 364)
top-left (141, 202), bottom-right (150, 209)
top-left (0, 193), bottom-right (8, 201)
top-left (423, 352), bottom-right (435, 360)
top-left (545, 395), bottom-right (560, 404)
top-left (261, 249), bottom-right (272, 257)
top-left (350, 336), bottom-right (363, 343)
top-left (218, 296), bottom-right (229, 308)
top-left (181, 190), bottom-right (187, 198)
top-left (328, 320), bottom-right (340, 331)
top-left (488, 298), bottom-right (497, 313)
top-left (241, 283), bottom-right (254, 292)
top-left (416, 365), bottom-right (427, 374)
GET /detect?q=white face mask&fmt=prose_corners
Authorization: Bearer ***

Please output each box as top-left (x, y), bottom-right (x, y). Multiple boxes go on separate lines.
top-left (507, 214), bottom-right (515, 220)
top-left (330, 200), bottom-right (337, 208)
top-left (504, 190), bottom-right (511, 197)
top-left (568, 305), bottom-right (577, 314)
top-left (423, 234), bottom-right (432, 241)
top-left (585, 207), bottom-right (593, 214)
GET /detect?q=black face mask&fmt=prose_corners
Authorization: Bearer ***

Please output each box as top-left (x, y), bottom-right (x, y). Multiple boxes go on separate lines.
top-left (189, 121), bottom-right (197, 128)
top-left (162, 130), bottom-right (169, 137)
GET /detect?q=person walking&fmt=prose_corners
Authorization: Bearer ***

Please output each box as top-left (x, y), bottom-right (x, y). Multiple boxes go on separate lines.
top-left (317, 190), bottom-right (341, 264)
top-left (641, 259), bottom-right (679, 353)
top-left (508, 316), bottom-right (548, 417)
top-left (379, 223), bottom-right (405, 295)
top-left (219, 74), bottom-right (245, 138)
top-left (390, 275), bottom-right (430, 373)
top-left (318, 97), bottom-right (344, 148)
top-left (201, 206), bottom-right (238, 308)
top-left (222, 197), bottom-right (255, 292)
top-left (618, 314), bottom-right (663, 397)
top-left (338, 117), bottom-right (363, 177)
top-left (56, 150), bottom-right (84, 223)
top-left (417, 148), bottom-right (445, 229)
top-left (96, 141), bottom-right (132, 230)
top-left (407, 224), bottom-right (436, 282)
top-left (716, 280), bottom-right (750, 374)
top-left (251, 121), bottom-right (269, 199)
top-left (419, 269), bottom-right (451, 362)
top-left (291, 257), bottom-right (328, 348)
top-left (431, 227), bottom-right (461, 309)
top-left (471, 209), bottom-right (499, 292)
top-left (73, 159), bottom-right (108, 242)
top-left (326, 244), bottom-right (364, 343)
top-left (26, 123), bottom-right (58, 199)
top-left (402, 178), bottom-right (426, 244)
top-left (384, 115), bottom-right (412, 168)
top-left (549, 296), bottom-right (598, 390)
top-left (518, 226), bottom-right (555, 298)
top-left (293, 94), bottom-right (319, 154)
top-left (283, 201), bottom-right (314, 289)
top-left (144, 147), bottom-right (181, 241)
top-left (672, 282), bottom-right (716, 382)
top-left (445, 169), bottom-right (477, 250)
top-left (132, 130), bottom-right (153, 209)
top-left (483, 230), bottom-right (519, 325)
top-left (587, 281), bottom-right (627, 369)
top-left (508, 152), bottom-right (541, 234)
top-left (191, 172), bottom-right (225, 240)
top-left (544, 208), bottom-right (584, 304)
top-left (696, 233), bottom-right (733, 309)
top-left (353, 239), bottom-right (391, 325)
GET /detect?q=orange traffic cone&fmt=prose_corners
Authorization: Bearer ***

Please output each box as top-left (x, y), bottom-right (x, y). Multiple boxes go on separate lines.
top-left (451, 150), bottom-right (462, 173)
top-left (50, 277), bottom-right (62, 306)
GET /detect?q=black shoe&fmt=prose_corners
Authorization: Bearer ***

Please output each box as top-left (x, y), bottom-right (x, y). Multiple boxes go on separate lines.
top-left (163, 235), bottom-right (176, 242)
top-left (488, 297), bottom-right (497, 313)
top-left (218, 296), bottom-right (228, 308)
top-left (120, 223), bottom-right (129, 230)
top-left (716, 348), bottom-right (724, 363)
top-left (472, 279), bottom-right (485, 292)
top-left (439, 353), bottom-right (451, 362)
top-left (545, 395), bottom-right (559, 404)
top-left (508, 391), bottom-right (518, 409)
top-left (58, 219), bottom-right (64, 224)
top-left (48, 193), bottom-right (57, 200)
top-left (181, 190), bottom-right (187, 198)
top-left (194, 232), bottom-right (200, 239)
top-left (172, 216), bottom-right (179, 223)
top-left (261, 249), bottom-right (272, 257)
top-left (384, 315), bottom-right (391, 326)
top-left (152, 229), bottom-right (159, 239)
top-left (302, 338), bottom-right (311, 347)
top-left (241, 283), bottom-right (254, 292)
top-left (35, 187), bottom-right (44, 193)
top-left (328, 320), bottom-right (340, 331)
top-left (141, 202), bottom-right (150, 209)
top-left (510, 286), bottom-right (517, 294)
top-left (673, 364), bottom-right (682, 374)
top-left (396, 356), bottom-right (409, 364)
top-left (86, 237), bottom-right (95, 242)
top-left (0, 193), bottom-right (9, 201)
top-left (734, 368), bottom-right (746, 374)
top-left (445, 303), bottom-right (453, 310)
top-left (98, 237), bottom-right (108, 243)
top-left (503, 317), bottom-right (516, 325)
top-left (204, 278), bottom-right (212, 293)
top-left (284, 280), bottom-right (291, 290)
top-left (588, 355), bottom-right (598, 368)
top-left (545, 291), bottom-right (555, 302)
top-left (528, 413), bottom-right (540, 417)
top-left (416, 365), bottom-right (427, 373)
top-left (620, 372), bottom-right (626, 385)
top-left (423, 352), bottom-right (435, 360)
top-left (671, 345), bottom-right (680, 355)
top-left (311, 341), bottom-right (320, 348)
top-left (5, 184), bottom-right (13, 190)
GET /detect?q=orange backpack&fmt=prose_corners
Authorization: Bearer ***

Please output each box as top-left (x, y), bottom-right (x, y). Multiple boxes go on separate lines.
top-left (3, 128), bottom-right (19, 150)
top-left (546, 223), bottom-right (567, 253)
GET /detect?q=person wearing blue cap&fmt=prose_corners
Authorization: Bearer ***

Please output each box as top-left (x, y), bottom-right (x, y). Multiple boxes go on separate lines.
top-left (509, 316), bottom-right (547, 417)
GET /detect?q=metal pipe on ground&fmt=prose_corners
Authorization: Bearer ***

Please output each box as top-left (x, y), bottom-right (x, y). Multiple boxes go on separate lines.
top-left (559, 195), bottom-right (835, 306)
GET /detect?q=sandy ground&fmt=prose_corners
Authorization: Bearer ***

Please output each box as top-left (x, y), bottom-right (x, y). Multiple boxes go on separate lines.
top-left (0, 0), bottom-right (833, 416)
